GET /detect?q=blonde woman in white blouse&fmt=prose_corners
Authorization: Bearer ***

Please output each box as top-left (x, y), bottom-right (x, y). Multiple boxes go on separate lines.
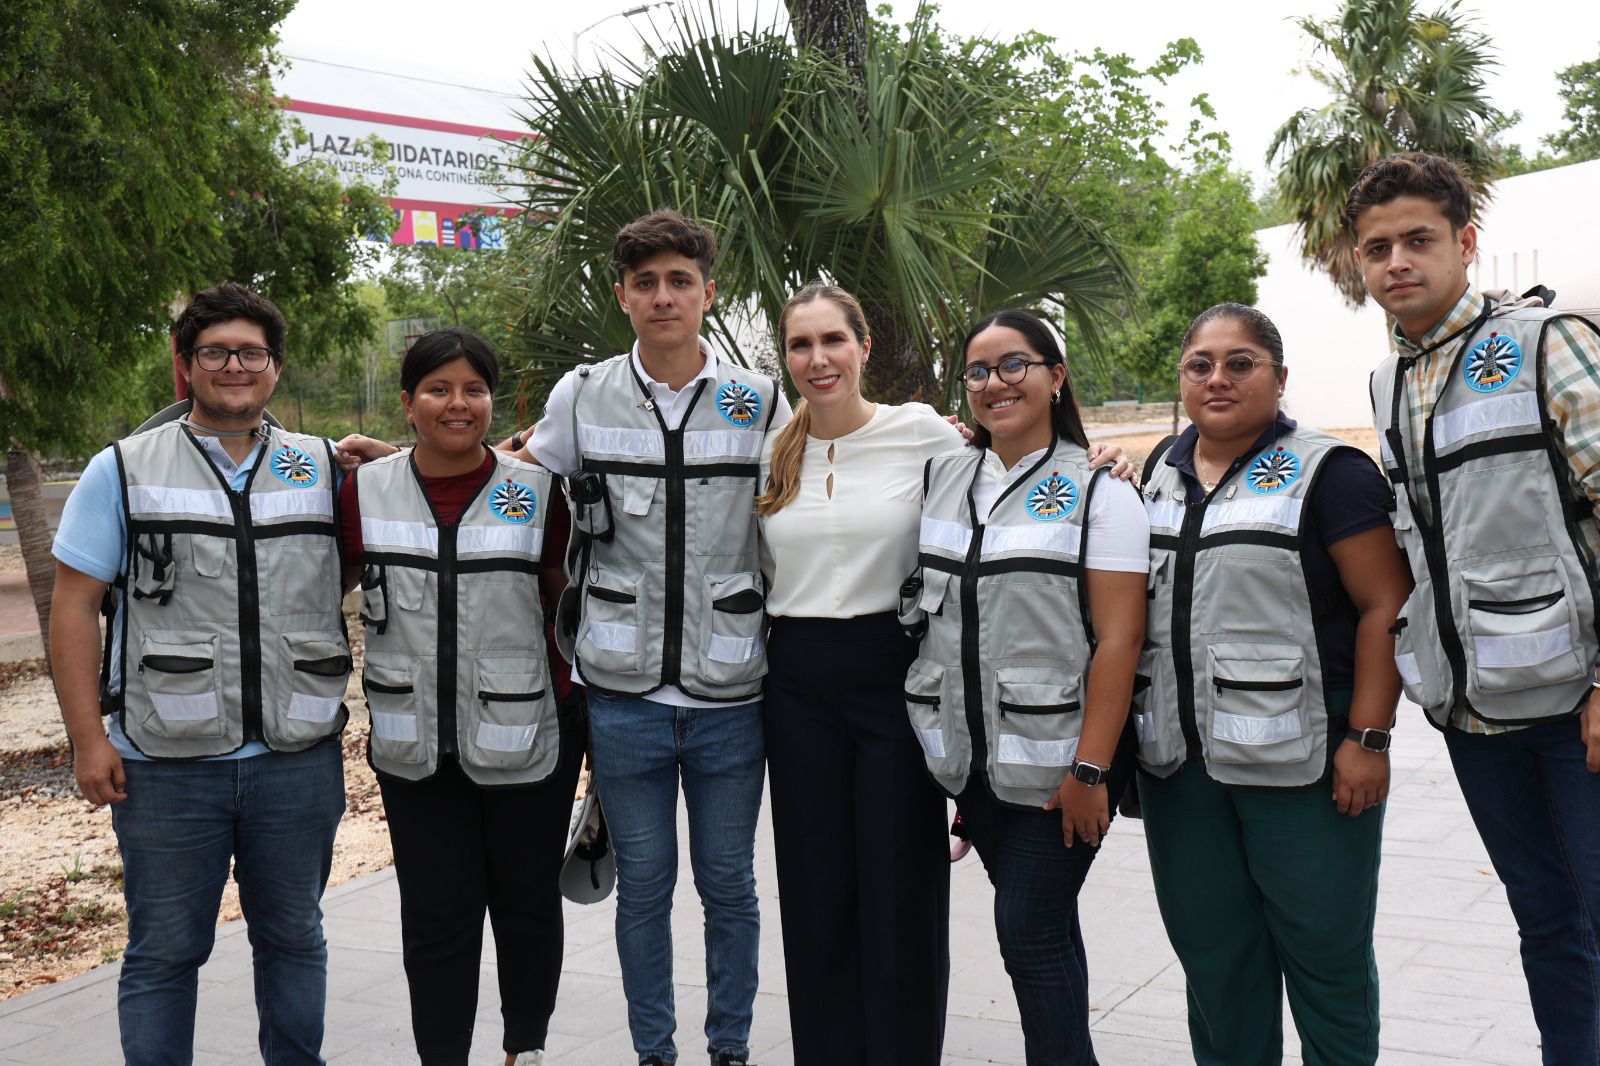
top-left (755, 282), bottom-right (964, 1065)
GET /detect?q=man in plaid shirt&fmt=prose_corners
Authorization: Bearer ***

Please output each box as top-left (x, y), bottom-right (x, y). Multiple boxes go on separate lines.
top-left (1352, 151), bottom-right (1600, 1063)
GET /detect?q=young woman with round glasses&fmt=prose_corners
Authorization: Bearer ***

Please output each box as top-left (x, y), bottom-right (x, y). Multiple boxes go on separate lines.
top-left (901, 308), bottom-right (1149, 1065)
top-left (1133, 303), bottom-right (1409, 1064)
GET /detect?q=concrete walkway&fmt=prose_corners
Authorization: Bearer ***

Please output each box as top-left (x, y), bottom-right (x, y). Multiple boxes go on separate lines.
top-left (0, 706), bottom-right (1539, 1065)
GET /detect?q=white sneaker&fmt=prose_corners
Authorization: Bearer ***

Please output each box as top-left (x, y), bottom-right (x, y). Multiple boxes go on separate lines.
top-left (511, 1053), bottom-right (545, 1066)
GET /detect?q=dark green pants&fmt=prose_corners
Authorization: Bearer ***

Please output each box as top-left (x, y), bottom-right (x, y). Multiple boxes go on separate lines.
top-left (1139, 747), bottom-right (1383, 1066)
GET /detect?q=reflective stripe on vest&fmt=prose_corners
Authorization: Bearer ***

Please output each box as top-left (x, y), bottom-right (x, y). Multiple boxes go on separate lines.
top-left (114, 422), bottom-right (348, 758)
top-left (906, 438), bottom-right (1098, 809)
top-left (1370, 304), bottom-right (1600, 727)
top-left (567, 354), bottom-right (780, 701)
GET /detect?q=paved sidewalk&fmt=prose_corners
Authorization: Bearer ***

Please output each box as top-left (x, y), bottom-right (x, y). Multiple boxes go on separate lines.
top-left (0, 707), bottom-right (1538, 1065)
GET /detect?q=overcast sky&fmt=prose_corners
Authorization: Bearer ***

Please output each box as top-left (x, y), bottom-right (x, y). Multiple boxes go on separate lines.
top-left (277, 0), bottom-right (1600, 188)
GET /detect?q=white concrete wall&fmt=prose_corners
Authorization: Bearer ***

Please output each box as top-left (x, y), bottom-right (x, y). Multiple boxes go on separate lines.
top-left (1262, 158), bottom-right (1600, 430)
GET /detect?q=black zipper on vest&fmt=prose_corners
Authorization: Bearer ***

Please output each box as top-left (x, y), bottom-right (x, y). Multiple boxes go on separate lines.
top-left (656, 379), bottom-right (708, 689)
top-left (1171, 450), bottom-right (1247, 760)
top-left (232, 453), bottom-right (265, 742)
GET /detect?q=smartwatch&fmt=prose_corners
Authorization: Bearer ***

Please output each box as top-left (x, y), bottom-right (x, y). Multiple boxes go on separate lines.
top-left (1347, 727), bottom-right (1392, 753)
top-left (1069, 759), bottom-right (1107, 787)
top-left (1589, 661), bottom-right (1600, 689)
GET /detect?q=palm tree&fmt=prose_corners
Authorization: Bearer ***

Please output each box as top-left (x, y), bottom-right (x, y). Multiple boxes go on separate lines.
top-left (498, 9), bottom-right (1129, 408)
top-left (1267, 0), bottom-right (1511, 307)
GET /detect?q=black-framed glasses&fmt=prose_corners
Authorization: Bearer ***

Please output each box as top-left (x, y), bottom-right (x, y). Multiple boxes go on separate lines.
top-left (960, 356), bottom-right (1051, 391)
top-left (190, 345), bottom-right (276, 372)
top-left (1177, 354), bottom-right (1276, 384)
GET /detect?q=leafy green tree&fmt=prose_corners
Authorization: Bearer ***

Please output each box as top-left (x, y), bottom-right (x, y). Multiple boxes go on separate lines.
top-left (1268, 0), bottom-right (1511, 306)
top-left (1547, 50), bottom-right (1600, 162)
top-left (500, 8), bottom-right (1142, 409)
top-left (0, 0), bottom-right (391, 650)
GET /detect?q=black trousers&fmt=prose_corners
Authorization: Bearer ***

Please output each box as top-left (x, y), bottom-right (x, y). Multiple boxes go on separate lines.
top-left (763, 613), bottom-right (951, 1066)
top-left (378, 732), bottom-right (583, 1066)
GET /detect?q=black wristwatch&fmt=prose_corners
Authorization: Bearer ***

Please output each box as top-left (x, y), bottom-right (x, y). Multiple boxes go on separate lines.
top-left (1347, 727), bottom-right (1392, 753)
top-left (1069, 759), bottom-right (1107, 787)
top-left (510, 430), bottom-right (525, 452)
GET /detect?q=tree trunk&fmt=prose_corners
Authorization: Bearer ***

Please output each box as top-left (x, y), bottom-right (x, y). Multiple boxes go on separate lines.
top-left (6, 446), bottom-right (56, 669)
top-left (785, 0), bottom-right (868, 87)
top-left (861, 304), bottom-right (939, 408)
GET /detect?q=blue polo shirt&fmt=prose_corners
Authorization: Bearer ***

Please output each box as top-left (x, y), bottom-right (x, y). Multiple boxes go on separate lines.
top-left (53, 435), bottom-right (341, 761)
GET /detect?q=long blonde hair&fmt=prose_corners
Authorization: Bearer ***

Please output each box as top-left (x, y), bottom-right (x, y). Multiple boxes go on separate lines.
top-left (755, 282), bottom-right (870, 518)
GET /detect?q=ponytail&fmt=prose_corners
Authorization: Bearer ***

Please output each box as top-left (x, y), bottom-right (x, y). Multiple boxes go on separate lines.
top-left (754, 400), bottom-right (813, 518)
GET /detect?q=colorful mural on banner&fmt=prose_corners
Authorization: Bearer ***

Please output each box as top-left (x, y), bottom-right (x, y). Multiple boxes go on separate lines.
top-left (281, 99), bottom-right (533, 249)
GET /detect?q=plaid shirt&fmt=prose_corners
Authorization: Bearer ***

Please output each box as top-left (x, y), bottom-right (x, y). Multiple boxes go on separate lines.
top-left (1392, 287), bottom-right (1600, 733)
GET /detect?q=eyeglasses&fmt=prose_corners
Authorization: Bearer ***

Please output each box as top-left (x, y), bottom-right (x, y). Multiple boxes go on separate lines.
top-left (1177, 354), bottom-right (1276, 384)
top-left (960, 356), bottom-right (1052, 391)
top-left (190, 345), bottom-right (276, 372)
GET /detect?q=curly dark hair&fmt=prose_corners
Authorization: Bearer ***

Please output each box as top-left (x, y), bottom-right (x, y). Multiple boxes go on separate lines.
top-left (1344, 152), bottom-right (1474, 235)
top-left (611, 209), bottom-right (717, 284)
top-left (174, 282), bottom-right (287, 363)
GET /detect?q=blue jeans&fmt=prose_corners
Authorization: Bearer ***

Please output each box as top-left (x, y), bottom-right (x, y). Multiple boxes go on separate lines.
top-left (586, 693), bottom-right (765, 1064)
top-left (111, 741), bottom-right (346, 1066)
top-left (956, 743), bottom-right (1133, 1066)
top-left (1446, 716), bottom-right (1600, 1065)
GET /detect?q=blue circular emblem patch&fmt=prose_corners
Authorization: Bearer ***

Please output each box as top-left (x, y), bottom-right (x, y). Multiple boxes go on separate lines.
top-left (1246, 447), bottom-right (1300, 495)
top-left (269, 446), bottom-right (319, 487)
top-left (716, 382), bottom-right (762, 428)
top-left (1025, 473), bottom-right (1078, 522)
top-left (489, 480), bottom-right (537, 524)
top-left (1464, 332), bottom-right (1523, 393)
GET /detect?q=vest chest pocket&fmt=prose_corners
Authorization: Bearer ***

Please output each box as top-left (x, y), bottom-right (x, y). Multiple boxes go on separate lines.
top-left (280, 633), bottom-right (350, 742)
top-left (1462, 560), bottom-right (1584, 692)
top-left (904, 659), bottom-right (962, 782)
top-left (1203, 643), bottom-right (1312, 766)
top-left (577, 562), bottom-right (644, 675)
top-left (137, 631), bottom-right (223, 739)
top-left (266, 536), bottom-right (340, 617)
top-left (364, 654), bottom-right (424, 765)
top-left (700, 572), bottom-right (765, 685)
top-left (991, 666), bottom-right (1083, 792)
top-left (463, 657), bottom-right (554, 774)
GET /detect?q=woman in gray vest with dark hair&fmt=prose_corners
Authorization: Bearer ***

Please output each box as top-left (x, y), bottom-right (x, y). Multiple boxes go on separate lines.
top-left (337, 327), bottom-right (581, 1066)
top-left (1134, 303), bottom-right (1409, 1064)
top-left (901, 308), bottom-right (1150, 1065)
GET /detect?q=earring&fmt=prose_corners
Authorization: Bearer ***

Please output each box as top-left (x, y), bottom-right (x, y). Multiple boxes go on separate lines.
top-left (1052, 389), bottom-right (1061, 405)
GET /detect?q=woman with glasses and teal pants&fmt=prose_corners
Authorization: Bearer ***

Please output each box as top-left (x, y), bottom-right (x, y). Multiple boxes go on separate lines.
top-left (900, 309), bottom-right (1150, 1065)
top-left (1134, 303), bottom-right (1409, 1065)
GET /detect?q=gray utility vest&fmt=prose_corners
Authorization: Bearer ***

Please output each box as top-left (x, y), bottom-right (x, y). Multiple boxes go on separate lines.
top-left (112, 422), bottom-right (349, 758)
top-left (357, 450), bottom-right (563, 786)
top-left (565, 355), bottom-right (780, 701)
top-left (1137, 425), bottom-right (1351, 788)
top-left (1371, 301), bottom-right (1600, 728)
top-left (900, 439), bottom-right (1103, 809)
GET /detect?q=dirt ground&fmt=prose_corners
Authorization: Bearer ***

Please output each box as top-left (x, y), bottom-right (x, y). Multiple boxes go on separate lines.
top-left (0, 422), bottom-right (1381, 999)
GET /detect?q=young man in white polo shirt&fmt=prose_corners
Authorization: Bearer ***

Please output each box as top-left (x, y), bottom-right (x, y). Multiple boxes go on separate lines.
top-left (504, 210), bottom-right (790, 1066)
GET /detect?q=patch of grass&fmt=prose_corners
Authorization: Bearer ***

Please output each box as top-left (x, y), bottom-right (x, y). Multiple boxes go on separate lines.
top-left (60, 854), bottom-right (86, 883)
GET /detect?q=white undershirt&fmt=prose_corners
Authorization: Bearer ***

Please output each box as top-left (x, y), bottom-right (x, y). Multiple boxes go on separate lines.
top-left (971, 446), bottom-right (1150, 573)
top-left (761, 403), bottom-right (966, 618)
top-left (530, 338), bottom-right (792, 708)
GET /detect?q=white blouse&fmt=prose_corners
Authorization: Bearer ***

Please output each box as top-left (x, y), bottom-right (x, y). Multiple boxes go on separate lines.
top-left (761, 403), bottom-right (965, 619)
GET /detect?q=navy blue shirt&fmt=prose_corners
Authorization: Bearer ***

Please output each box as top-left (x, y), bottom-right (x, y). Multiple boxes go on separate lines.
top-left (1152, 412), bottom-right (1395, 689)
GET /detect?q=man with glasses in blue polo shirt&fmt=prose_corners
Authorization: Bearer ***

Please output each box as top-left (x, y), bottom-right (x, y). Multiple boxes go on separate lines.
top-left (50, 282), bottom-right (351, 1065)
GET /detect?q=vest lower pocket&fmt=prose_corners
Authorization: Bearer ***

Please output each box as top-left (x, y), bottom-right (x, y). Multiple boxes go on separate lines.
top-left (1132, 646), bottom-right (1183, 774)
top-left (462, 656), bottom-right (556, 775)
top-left (279, 633), bottom-right (351, 743)
top-left (904, 659), bottom-right (962, 784)
top-left (1203, 643), bottom-right (1312, 767)
top-left (1462, 561), bottom-right (1584, 693)
top-left (699, 571), bottom-right (765, 686)
top-left (364, 654), bottom-right (424, 766)
top-left (137, 631), bottom-right (223, 739)
top-left (1392, 577), bottom-right (1450, 711)
top-left (990, 666), bottom-right (1083, 793)
top-left (577, 562), bottom-right (644, 676)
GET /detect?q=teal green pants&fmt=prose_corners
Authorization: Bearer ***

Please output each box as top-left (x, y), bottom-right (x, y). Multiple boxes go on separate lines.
top-left (1139, 743), bottom-right (1384, 1065)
